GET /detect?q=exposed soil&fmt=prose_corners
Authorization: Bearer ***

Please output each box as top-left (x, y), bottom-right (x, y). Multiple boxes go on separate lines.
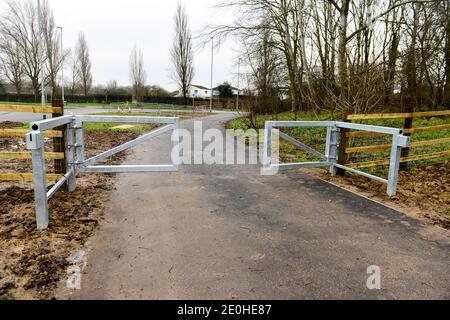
top-left (0, 122), bottom-right (23, 129)
top-left (0, 128), bottom-right (140, 300)
top-left (305, 162), bottom-right (450, 229)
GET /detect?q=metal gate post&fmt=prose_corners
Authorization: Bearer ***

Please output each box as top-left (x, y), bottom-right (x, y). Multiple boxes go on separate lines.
top-left (26, 132), bottom-right (49, 230)
top-left (263, 122), bottom-right (273, 168)
top-left (326, 125), bottom-right (339, 175)
top-left (74, 117), bottom-right (85, 169)
top-left (387, 134), bottom-right (404, 197)
top-left (65, 118), bottom-right (76, 192)
top-left (172, 118), bottom-right (181, 168)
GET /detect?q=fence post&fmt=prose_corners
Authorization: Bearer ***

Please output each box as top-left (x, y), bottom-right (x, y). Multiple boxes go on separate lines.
top-left (326, 125), bottom-right (339, 175)
top-left (26, 132), bottom-right (49, 230)
top-left (400, 115), bottom-right (413, 170)
top-left (52, 99), bottom-right (66, 174)
top-left (65, 118), bottom-right (76, 192)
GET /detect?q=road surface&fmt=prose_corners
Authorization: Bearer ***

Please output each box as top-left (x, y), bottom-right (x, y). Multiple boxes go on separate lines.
top-left (62, 113), bottom-right (449, 300)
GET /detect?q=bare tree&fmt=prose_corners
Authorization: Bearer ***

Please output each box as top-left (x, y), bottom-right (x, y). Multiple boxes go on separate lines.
top-left (67, 50), bottom-right (80, 97)
top-left (129, 45), bottom-right (146, 105)
top-left (105, 80), bottom-right (120, 95)
top-left (0, 0), bottom-right (43, 100)
top-left (75, 32), bottom-right (92, 96)
top-left (205, 0), bottom-right (311, 112)
top-left (42, 0), bottom-right (67, 98)
top-left (170, 1), bottom-right (194, 101)
top-left (0, 35), bottom-right (24, 94)
top-left (444, 0), bottom-right (450, 103)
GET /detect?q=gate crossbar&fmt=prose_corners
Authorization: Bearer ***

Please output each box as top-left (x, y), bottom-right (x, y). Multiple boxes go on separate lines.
top-left (263, 121), bottom-right (410, 197)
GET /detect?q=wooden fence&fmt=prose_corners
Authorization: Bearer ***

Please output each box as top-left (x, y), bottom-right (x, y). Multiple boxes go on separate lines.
top-left (0, 102), bottom-right (65, 182)
top-left (342, 110), bottom-right (450, 169)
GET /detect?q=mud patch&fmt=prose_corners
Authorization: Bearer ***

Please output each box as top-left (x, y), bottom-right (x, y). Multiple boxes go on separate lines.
top-left (0, 129), bottom-right (139, 300)
top-left (0, 121), bottom-right (23, 129)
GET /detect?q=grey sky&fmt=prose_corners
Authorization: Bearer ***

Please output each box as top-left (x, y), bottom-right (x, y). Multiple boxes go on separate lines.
top-left (1, 0), bottom-right (239, 91)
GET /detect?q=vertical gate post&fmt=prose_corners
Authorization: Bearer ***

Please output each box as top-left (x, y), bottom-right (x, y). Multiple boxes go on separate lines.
top-left (74, 116), bottom-right (85, 168)
top-left (326, 125), bottom-right (339, 175)
top-left (27, 132), bottom-right (49, 230)
top-left (387, 134), bottom-right (402, 197)
top-left (263, 122), bottom-right (273, 168)
top-left (65, 118), bottom-right (76, 192)
top-left (172, 118), bottom-right (181, 169)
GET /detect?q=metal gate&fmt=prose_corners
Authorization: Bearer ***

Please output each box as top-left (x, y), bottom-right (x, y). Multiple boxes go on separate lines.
top-left (263, 121), bottom-right (411, 197)
top-left (26, 115), bottom-right (180, 230)
top-left (26, 116), bottom-right (410, 231)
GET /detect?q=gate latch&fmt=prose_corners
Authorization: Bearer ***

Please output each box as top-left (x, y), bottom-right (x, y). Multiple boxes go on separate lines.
top-left (26, 132), bottom-right (44, 150)
top-left (397, 135), bottom-right (411, 148)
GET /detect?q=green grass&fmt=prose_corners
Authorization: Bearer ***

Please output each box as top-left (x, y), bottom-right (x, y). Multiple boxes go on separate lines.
top-left (228, 111), bottom-right (334, 131)
top-left (80, 112), bottom-right (177, 135)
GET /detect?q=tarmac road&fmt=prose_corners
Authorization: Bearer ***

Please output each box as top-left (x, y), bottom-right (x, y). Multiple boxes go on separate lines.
top-left (62, 113), bottom-right (449, 300)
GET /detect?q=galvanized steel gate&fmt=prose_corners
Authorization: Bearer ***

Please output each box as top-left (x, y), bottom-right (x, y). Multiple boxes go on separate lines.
top-left (263, 121), bottom-right (411, 197)
top-left (26, 116), bottom-right (410, 231)
top-left (26, 115), bottom-right (180, 230)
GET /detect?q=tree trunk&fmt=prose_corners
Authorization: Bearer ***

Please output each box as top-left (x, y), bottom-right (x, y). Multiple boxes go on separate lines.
top-left (401, 4), bottom-right (419, 170)
top-left (336, 0), bottom-right (350, 176)
top-left (337, 0), bottom-right (350, 110)
top-left (444, 8), bottom-right (450, 103)
top-left (385, 31), bottom-right (400, 106)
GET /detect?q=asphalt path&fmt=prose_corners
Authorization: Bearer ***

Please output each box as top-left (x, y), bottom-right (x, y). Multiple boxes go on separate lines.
top-left (61, 113), bottom-right (449, 300)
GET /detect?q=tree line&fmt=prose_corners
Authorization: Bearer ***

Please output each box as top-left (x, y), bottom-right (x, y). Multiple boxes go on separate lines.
top-left (206, 0), bottom-right (450, 115)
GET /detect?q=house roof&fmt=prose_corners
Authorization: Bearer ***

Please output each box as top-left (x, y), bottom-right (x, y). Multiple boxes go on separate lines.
top-left (190, 84), bottom-right (209, 90)
top-left (191, 84), bottom-right (242, 91)
top-left (213, 85), bottom-right (241, 91)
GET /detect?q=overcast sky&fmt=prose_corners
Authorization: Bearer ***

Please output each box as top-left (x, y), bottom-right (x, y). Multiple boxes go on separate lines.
top-left (1, 0), bottom-right (239, 91)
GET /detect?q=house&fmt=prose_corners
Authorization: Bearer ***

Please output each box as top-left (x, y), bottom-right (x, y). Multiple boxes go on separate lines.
top-left (175, 84), bottom-right (213, 99)
top-left (190, 84), bottom-right (214, 99)
top-left (213, 85), bottom-right (243, 97)
top-left (176, 84), bottom-right (243, 99)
